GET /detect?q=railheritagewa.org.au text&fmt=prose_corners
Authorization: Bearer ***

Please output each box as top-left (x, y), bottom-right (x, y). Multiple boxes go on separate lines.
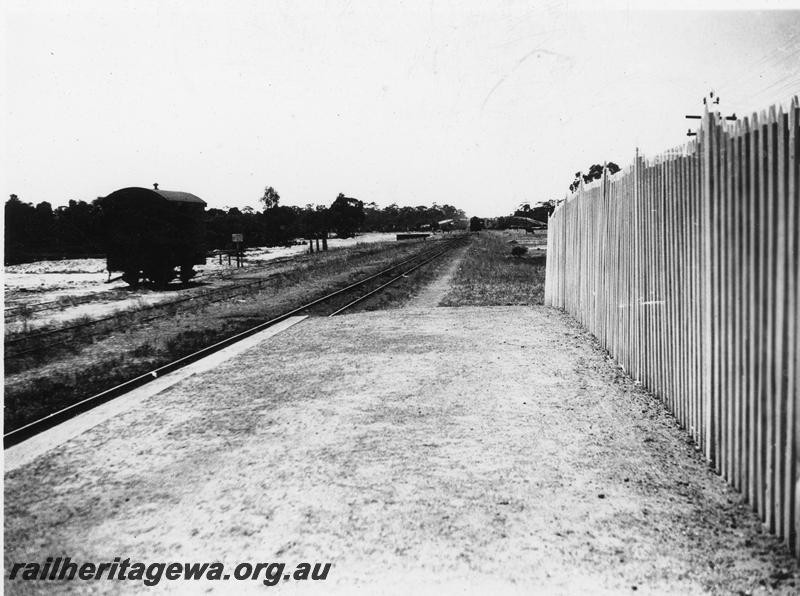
top-left (8, 557), bottom-right (332, 587)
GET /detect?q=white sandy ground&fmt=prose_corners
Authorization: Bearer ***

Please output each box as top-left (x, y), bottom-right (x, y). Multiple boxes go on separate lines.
top-left (3, 232), bottom-right (402, 333)
top-left (4, 233), bottom-right (399, 280)
top-left (4, 307), bottom-right (798, 595)
top-left (3, 232), bottom-right (397, 296)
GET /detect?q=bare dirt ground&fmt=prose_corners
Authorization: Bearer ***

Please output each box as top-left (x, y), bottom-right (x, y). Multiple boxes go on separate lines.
top-left (5, 306), bottom-right (798, 595)
top-left (405, 244), bottom-right (470, 308)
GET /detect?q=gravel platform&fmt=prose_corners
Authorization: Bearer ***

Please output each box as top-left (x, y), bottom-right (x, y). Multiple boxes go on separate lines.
top-left (4, 306), bottom-right (798, 595)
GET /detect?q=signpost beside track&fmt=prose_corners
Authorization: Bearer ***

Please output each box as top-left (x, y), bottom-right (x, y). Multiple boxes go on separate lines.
top-left (232, 233), bottom-right (244, 267)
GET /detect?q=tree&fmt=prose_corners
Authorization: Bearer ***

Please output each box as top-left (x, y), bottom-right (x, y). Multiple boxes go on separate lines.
top-left (469, 216), bottom-right (484, 232)
top-left (530, 199), bottom-right (558, 222)
top-left (327, 193), bottom-right (364, 238)
top-left (569, 162), bottom-right (621, 192)
top-left (5, 195), bottom-right (35, 263)
top-left (5, 195), bottom-right (102, 263)
top-left (260, 186), bottom-right (280, 210)
top-left (511, 245), bottom-right (528, 258)
top-left (262, 205), bottom-right (298, 246)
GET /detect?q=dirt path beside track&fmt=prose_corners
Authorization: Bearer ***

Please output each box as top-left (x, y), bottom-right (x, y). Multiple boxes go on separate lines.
top-left (5, 306), bottom-right (797, 595)
top-left (405, 244), bottom-right (470, 308)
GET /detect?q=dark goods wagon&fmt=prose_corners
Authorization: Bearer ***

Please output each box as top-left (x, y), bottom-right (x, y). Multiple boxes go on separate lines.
top-left (99, 186), bottom-right (207, 287)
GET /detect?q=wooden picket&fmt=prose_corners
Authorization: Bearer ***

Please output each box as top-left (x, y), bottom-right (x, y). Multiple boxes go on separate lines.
top-left (545, 96), bottom-right (800, 554)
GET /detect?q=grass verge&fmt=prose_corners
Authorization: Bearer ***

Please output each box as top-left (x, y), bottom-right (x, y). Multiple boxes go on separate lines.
top-left (346, 236), bottom-right (470, 312)
top-left (439, 230), bottom-right (547, 306)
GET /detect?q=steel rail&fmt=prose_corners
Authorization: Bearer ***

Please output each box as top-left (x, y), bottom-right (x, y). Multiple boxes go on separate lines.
top-left (4, 240), bottom-right (403, 319)
top-left (3, 252), bottom-right (312, 319)
top-left (4, 240), bottom-right (446, 355)
top-left (4, 237), bottom-right (465, 446)
top-left (328, 244), bottom-right (455, 317)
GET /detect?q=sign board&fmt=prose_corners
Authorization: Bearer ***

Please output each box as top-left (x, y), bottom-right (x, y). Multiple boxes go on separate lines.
top-left (231, 234), bottom-right (244, 243)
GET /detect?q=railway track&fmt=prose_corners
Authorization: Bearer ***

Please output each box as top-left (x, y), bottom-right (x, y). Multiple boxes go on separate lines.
top-left (4, 236), bottom-right (466, 447)
top-left (4, 250), bottom-right (338, 320)
top-left (4, 239), bottom-right (444, 360)
top-left (2, 241), bottom-right (389, 320)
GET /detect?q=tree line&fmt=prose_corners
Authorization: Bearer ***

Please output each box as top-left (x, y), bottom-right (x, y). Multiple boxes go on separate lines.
top-left (4, 189), bottom-right (465, 265)
top-left (487, 200), bottom-right (558, 230)
top-left (488, 161), bottom-right (621, 229)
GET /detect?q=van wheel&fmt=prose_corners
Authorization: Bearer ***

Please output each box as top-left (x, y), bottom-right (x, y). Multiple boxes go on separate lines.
top-left (179, 265), bottom-right (196, 284)
top-left (122, 271), bottom-right (140, 287)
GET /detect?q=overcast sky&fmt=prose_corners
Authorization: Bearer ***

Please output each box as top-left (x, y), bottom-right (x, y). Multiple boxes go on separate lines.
top-left (3, 1), bottom-right (800, 217)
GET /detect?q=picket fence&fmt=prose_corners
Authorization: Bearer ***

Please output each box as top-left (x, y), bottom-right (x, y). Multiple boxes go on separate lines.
top-left (544, 97), bottom-right (799, 552)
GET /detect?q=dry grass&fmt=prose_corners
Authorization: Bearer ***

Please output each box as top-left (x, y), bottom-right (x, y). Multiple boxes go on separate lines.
top-left (439, 230), bottom-right (547, 307)
top-left (347, 237), bottom-right (469, 312)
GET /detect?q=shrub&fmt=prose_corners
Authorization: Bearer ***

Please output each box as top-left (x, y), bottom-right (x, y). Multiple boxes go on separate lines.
top-left (511, 245), bottom-right (528, 258)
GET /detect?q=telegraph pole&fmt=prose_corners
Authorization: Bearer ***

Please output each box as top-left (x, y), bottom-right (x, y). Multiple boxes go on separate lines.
top-left (685, 90), bottom-right (737, 136)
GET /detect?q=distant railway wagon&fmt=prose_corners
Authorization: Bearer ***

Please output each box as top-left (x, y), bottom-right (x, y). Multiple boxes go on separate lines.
top-left (99, 186), bottom-right (206, 287)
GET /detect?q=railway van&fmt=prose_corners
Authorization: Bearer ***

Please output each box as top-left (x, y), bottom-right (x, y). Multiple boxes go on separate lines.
top-left (99, 185), bottom-right (207, 287)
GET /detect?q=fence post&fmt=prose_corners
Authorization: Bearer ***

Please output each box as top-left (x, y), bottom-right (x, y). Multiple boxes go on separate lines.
top-left (543, 96), bottom-right (799, 555)
top-left (702, 106), bottom-right (715, 462)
